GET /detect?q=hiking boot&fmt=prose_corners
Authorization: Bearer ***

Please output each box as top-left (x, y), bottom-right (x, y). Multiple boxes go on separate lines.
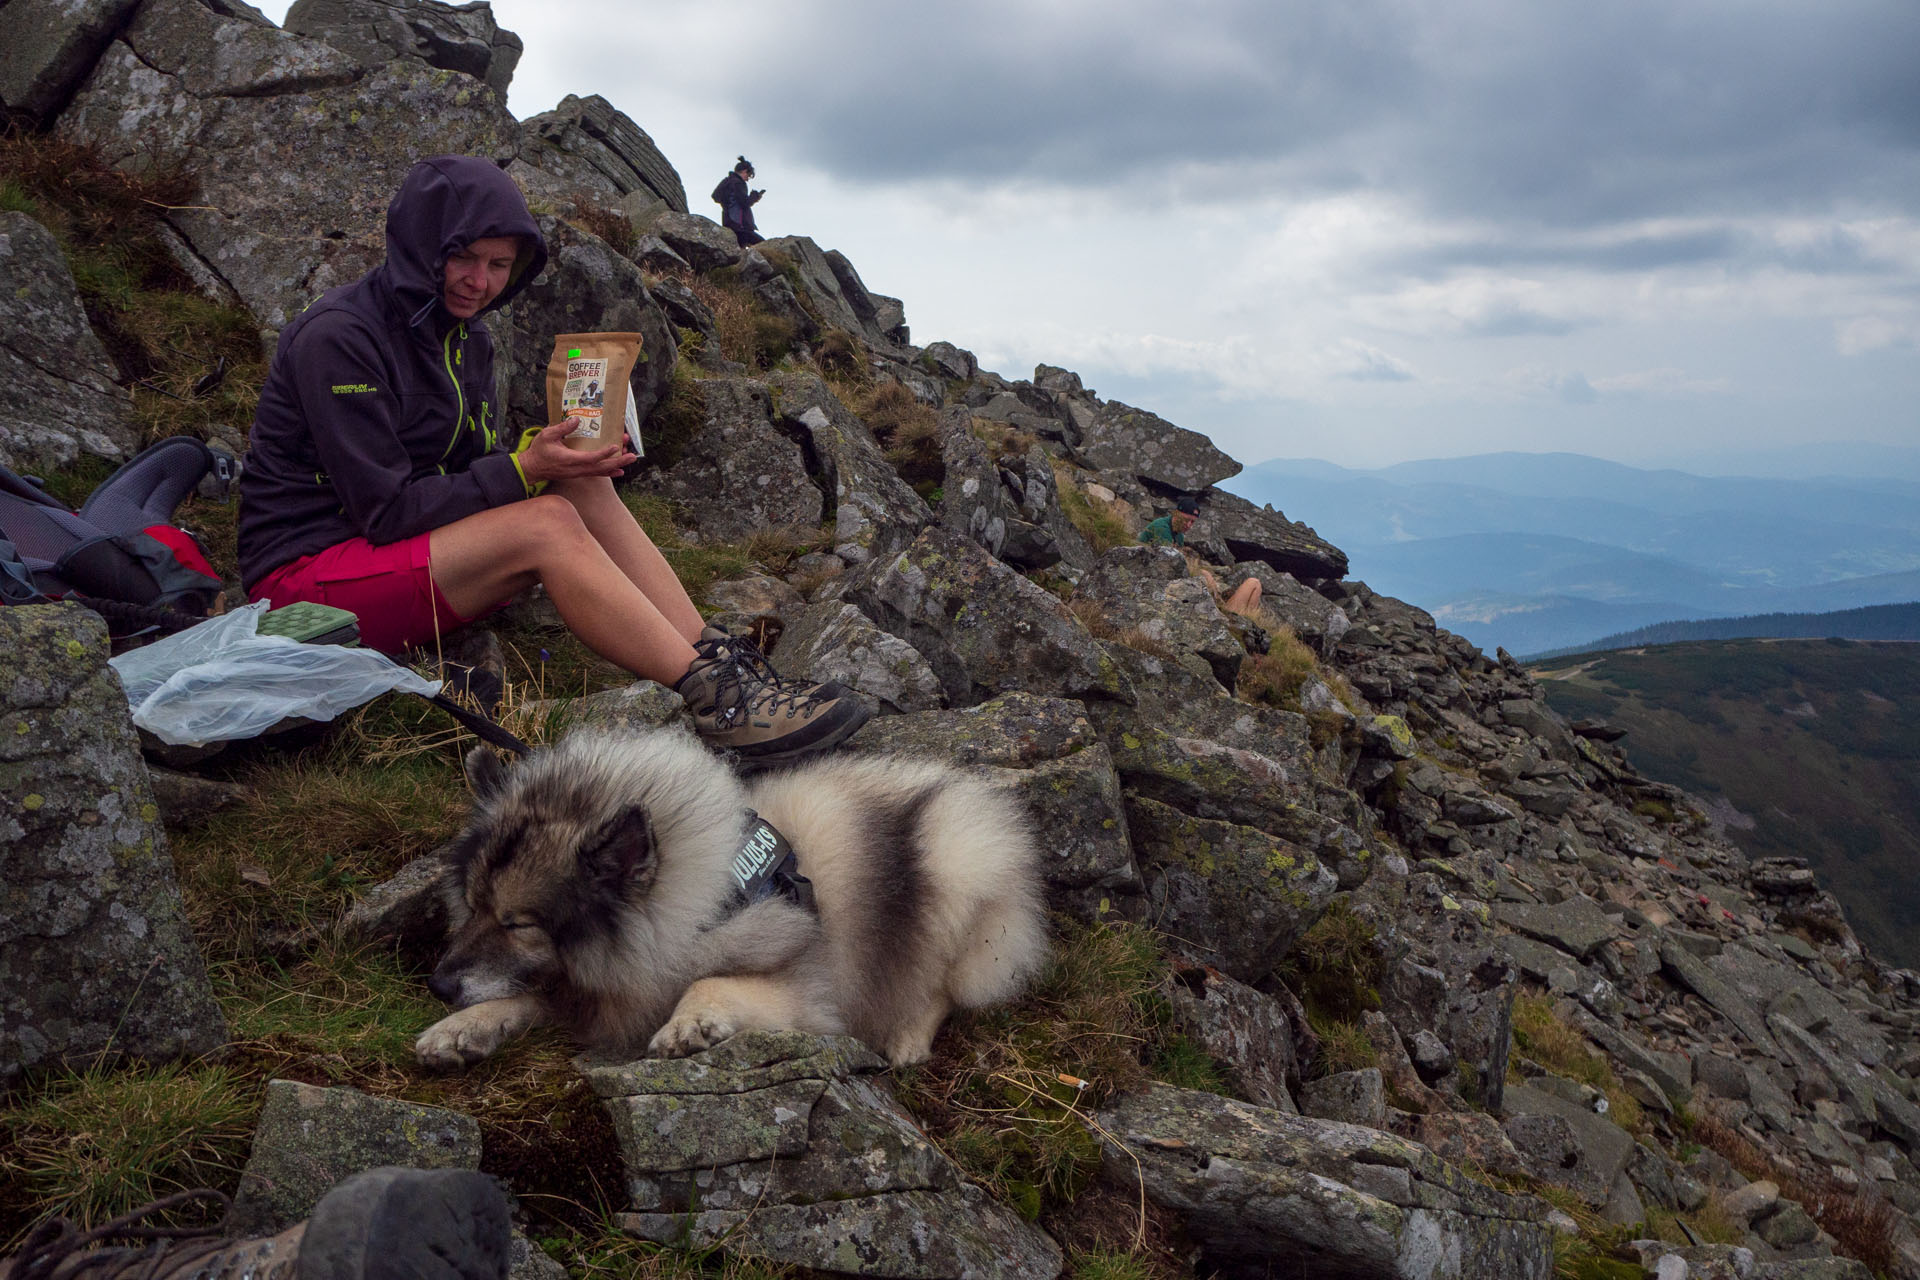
top-left (675, 631), bottom-right (869, 763)
top-left (2, 1167), bottom-right (509, 1280)
top-left (697, 624), bottom-right (849, 699)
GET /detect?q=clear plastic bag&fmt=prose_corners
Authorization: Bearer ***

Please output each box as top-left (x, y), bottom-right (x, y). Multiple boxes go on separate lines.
top-left (109, 601), bottom-right (441, 745)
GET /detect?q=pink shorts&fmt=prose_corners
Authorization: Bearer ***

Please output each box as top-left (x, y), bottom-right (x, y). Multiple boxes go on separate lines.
top-left (250, 532), bottom-right (488, 654)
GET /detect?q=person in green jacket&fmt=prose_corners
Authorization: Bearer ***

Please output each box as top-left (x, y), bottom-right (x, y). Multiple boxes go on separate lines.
top-left (1139, 495), bottom-right (1263, 616)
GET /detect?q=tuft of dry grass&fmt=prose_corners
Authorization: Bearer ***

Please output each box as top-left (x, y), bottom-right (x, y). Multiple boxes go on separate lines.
top-left (565, 193), bottom-right (634, 255)
top-left (1049, 459), bottom-right (1132, 553)
top-left (1277, 900), bottom-right (1383, 1024)
top-left (681, 269), bottom-right (795, 369)
top-left (0, 1062), bottom-right (257, 1242)
top-left (895, 922), bottom-right (1177, 1224)
top-left (857, 380), bottom-right (942, 497)
top-left (1236, 623), bottom-right (1319, 709)
top-left (1509, 994), bottom-right (1643, 1132)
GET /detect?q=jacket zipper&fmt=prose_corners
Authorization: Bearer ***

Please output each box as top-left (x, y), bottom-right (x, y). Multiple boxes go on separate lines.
top-left (440, 322), bottom-right (467, 462)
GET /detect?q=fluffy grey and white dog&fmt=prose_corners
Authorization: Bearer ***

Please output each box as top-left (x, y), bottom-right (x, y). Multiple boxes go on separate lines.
top-left (414, 728), bottom-right (1049, 1069)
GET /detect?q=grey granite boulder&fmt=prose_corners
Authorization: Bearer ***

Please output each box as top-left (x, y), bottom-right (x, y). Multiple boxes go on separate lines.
top-left (936, 407), bottom-right (1016, 560)
top-left (1, 604), bottom-right (226, 1078)
top-left (1299, 1068), bottom-right (1388, 1128)
top-left (497, 213), bottom-right (677, 446)
top-left (1099, 1083), bottom-right (1553, 1280)
top-left (844, 524), bottom-right (1132, 708)
top-left (1077, 400), bottom-right (1241, 492)
top-left (0, 213), bottom-right (141, 473)
top-left (1189, 488), bottom-right (1349, 582)
top-left (1126, 795), bottom-right (1337, 984)
top-left (226, 1080), bottom-right (482, 1235)
top-left (519, 93), bottom-right (687, 213)
top-left (595, 1032), bottom-right (1061, 1279)
top-left (635, 209), bottom-right (741, 273)
top-left (625, 376), bottom-right (818, 541)
top-left (1075, 545), bottom-right (1246, 689)
top-left (773, 601), bottom-right (944, 715)
top-left (1163, 960), bottom-right (1307, 1112)
top-left (0, 0), bottom-right (143, 126)
top-left (285, 0), bottom-right (523, 97)
top-left (761, 235), bottom-right (902, 352)
top-left (1494, 894), bottom-right (1618, 961)
top-left (1000, 441), bottom-right (1096, 571)
top-left (766, 371), bottom-right (930, 566)
top-left (1500, 1080), bottom-right (1635, 1209)
top-left (59, 0), bottom-right (518, 332)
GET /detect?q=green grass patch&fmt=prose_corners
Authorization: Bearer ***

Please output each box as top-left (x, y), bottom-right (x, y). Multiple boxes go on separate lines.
top-left (1277, 899), bottom-right (1383, 1024)
top-left (1049, 460), bottom-right (1132, 553)
top-left (0, 1061), bottom-right (257, 1238)
top-left (896, 922), bottom-right (1176, 1218)
top-left (1237, 622), bottom-right (1320, 710)
top-left (1510, 993), bottom-right (1644, 1131)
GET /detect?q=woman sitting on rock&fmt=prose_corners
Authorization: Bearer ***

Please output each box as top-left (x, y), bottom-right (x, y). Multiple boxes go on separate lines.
top-left (236, 155), bottom-right (865, 762)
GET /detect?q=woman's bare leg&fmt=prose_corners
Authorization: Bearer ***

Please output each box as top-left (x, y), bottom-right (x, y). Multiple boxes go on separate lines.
top-left (428, 495), bottom-right (697, 685)
top-left (547, 475), bottom-right (704, 644)
top-left (1224, 577), bottom-right (1262, 618)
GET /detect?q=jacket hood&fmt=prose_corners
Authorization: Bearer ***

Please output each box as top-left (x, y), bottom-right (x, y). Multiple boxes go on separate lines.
top-left (383, 155), bottom-right (547, 328)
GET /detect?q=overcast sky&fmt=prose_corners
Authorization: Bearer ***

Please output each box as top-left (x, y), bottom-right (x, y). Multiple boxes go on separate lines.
top-left (262, 0), bottom-right (1920, 472)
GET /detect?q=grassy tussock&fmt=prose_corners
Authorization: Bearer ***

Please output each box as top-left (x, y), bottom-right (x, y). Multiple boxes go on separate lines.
top-left (1277, 900), bottom-right (1383, 1025)
top-left (0, 1062), bottom-right (257, 1242)
top-left (1509, 994), bottom-right (1643, 1131)
top-left (0, 131), bottom-right (267, 447)
top-left (1049, 459), bottom-right (1132, 553)
top-left (971, 419), bottom-right (1039, 461)
top-left (684, 268), bottom-right (796, 369)
top-left (1307, 1014), bottom-right (1379, 1077)
top-left (857, 380), bottom-right (942, 498)
top-left (1236, 623), bottom-right (1319, 709)
top-left (896, 922), bottom-right (1195, 1223)
top-left (168, 748), bottom-right (467, 957)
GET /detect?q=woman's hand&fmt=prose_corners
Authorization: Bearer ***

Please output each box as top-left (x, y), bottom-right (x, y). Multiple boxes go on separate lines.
top-left (517, 419), bottom-right (637, 484)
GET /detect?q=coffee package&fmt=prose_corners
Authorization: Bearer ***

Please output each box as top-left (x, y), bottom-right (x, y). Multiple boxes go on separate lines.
top-left (545, 332), bottom-right (642, 451)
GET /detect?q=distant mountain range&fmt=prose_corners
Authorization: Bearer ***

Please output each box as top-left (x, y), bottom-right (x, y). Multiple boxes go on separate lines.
top-left (1535, 638), bottom-right (1920, 967)
top-left (1223, 450), bottom-right (1920, 655)
top-left (1532, 601), bottom-right (1920, 658)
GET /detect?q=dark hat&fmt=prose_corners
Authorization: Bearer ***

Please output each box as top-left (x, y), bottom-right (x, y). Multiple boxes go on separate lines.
top-left (1175, 495), bottom-right (1201, 515)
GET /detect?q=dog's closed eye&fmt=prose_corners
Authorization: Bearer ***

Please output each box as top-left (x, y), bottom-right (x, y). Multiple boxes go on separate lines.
top-left (498, 916), bottom-right (543, 932)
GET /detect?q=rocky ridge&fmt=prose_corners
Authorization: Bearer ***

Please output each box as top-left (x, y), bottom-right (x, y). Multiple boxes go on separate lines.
top-left (5, 2), bottom-right (1920, 1277)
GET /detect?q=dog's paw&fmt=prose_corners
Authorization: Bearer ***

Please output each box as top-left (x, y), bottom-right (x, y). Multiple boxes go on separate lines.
top-left (415, 1010), bottom-right (506, 1070)
top-left (648, 1009), bottom-right (737, 1059)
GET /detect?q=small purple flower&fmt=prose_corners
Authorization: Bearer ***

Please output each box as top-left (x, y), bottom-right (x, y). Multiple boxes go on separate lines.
top-left (538, 648), bottom-right (551, 663)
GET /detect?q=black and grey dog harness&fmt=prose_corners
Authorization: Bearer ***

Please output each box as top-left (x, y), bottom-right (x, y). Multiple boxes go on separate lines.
top-left (728, 809), bottom-right (816, 913)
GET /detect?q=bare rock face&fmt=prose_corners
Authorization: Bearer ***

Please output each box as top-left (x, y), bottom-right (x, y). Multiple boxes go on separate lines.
top-left (284, 0), bottom-right (524, 98)
top-left (0, 213), bottom-right (142, 473)
top-left (623, 376), bottom-right (819, 543)
top-left (1189, 488), bottom-right (1349, 582)
top-left (225, 1080), bottom-right (482, 1235)
top-left (1077, 399), bottom-right (1242, 494)
top-left (519, 93), bottom-right (687, 213)
top-left (1098, 1083), bottom-right (1553, 1280)
top-left (0, 0), bottom-right (145, 126)
top-left (58, 0), bottom-right (519, 332)
top-left (765, 371), bottom-right (930, 567)
top-left (1, 604), bottom-right (226, 1078)
top-left (1076, 545), bottom-right (1246, 690)
top-left (773, 602), bottom-right (944, 715)
top-left (597, 1031), bottom-right (1062, 1279)
top-left (844, 524), bottom-right (1132, 709)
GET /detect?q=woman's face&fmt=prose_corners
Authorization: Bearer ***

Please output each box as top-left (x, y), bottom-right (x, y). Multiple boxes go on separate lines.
top-left (443, 235), bottom-right (520, 319)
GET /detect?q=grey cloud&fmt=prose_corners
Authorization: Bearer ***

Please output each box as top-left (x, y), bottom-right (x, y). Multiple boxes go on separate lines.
top-left (1340, 347), bottom-right (1415, 381)
top-left (1555, 373), bottom-right (1599, 404)
top-left (1467, 308), bottom-right (1587, 339)
top-left (714, 0), bottom-right (1920, 228)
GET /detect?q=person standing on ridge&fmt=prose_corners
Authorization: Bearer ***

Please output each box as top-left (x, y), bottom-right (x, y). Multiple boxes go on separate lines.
top-left (712, 156), bottom-right (765, 247)
top-left (237, 154), bottom-right (867, 763)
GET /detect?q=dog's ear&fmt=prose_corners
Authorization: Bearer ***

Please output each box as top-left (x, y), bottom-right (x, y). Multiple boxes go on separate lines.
top-left (465, 745), bottom-right (508, 801)
top-left (580, 804), bottom-right (658, 895)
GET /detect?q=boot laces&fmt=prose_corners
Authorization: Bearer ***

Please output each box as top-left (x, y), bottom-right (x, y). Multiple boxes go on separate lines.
top-left (691, 638), bottom-right (829, 723)
top-left (13, 1189), bottom-right (249, 1280)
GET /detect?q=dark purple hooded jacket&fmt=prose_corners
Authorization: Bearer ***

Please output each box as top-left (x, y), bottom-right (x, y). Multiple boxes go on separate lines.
top-left (238, 155), bottom-right (548, 592)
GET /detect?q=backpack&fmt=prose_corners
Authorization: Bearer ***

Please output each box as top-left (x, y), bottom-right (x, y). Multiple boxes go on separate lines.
top-left (0, 436), bottom-right (230, 628)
